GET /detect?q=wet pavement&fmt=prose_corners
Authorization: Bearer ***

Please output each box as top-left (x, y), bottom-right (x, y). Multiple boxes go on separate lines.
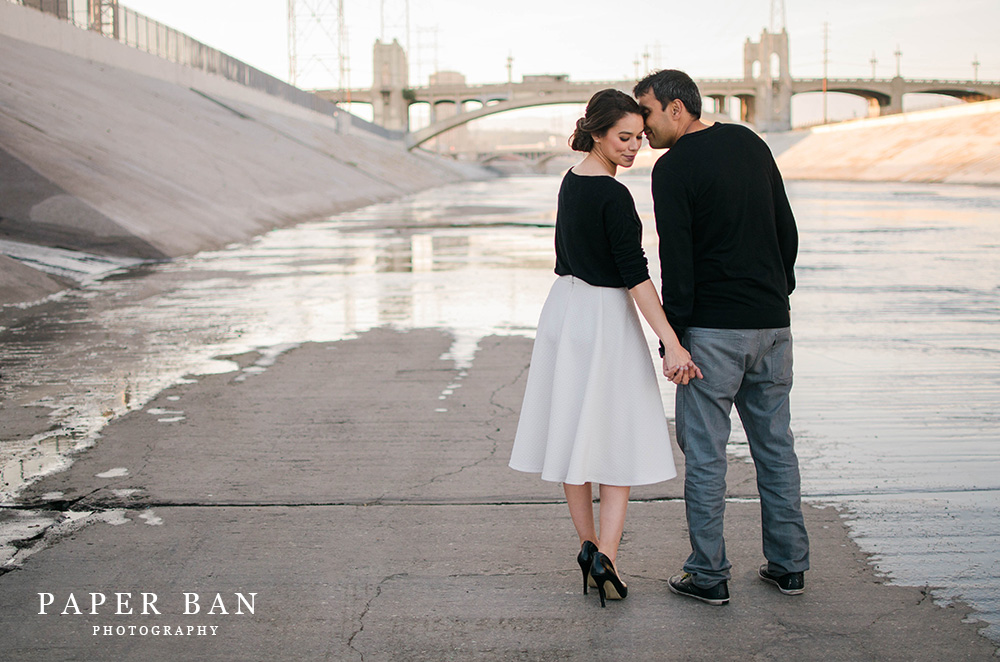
top-left (0, 328), bottom-right (994, 660)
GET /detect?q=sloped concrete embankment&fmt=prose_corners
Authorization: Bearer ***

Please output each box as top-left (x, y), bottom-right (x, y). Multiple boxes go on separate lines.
top-left (771, 99), bottom-right (1000, 185)
top-left (0, 2), bottom-right (489, 306)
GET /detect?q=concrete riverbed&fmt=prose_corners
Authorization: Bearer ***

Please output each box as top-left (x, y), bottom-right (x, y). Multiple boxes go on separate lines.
top-left (0, 328), bottom-right (994, 661)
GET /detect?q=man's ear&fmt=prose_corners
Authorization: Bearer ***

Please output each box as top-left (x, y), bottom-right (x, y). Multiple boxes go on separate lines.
top-left (670, 99), bottom-right (684, 117)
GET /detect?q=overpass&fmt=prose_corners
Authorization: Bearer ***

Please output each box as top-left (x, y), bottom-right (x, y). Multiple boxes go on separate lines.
top-left (316, 29), bottom-right (1000, 147)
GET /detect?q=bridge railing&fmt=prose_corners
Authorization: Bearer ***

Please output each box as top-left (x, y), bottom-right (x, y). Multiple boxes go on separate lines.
top-left (896, 78), bottom-right (999, 85)
top-left (8, 0), bottom-right (402, 139)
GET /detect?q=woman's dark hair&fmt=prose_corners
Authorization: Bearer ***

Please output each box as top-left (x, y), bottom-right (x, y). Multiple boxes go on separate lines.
top-left (569, 89), bottom-right (642, 152)
top-left (632, 69), bottom-right (702, 119)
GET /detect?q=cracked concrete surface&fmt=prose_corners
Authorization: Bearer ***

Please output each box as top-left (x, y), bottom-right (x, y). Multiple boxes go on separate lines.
top-left (0, 328), bottom-right (995, 660)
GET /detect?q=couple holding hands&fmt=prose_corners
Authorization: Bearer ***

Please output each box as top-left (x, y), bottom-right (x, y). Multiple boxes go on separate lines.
top-left (509, 69), bottom-right (810, 607)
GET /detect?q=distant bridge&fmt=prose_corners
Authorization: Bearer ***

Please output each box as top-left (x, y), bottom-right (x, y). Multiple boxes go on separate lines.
top-left (475, 151), bottom-right (577, 175)
top-left (315, 29), bottom-right (1000, 147)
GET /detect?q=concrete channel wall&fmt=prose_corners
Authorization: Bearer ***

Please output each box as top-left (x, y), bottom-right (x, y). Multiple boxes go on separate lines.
top-left (0, 2), bottom-right (489, 306)
top-left (772, 98), bottom-right (1000, 185)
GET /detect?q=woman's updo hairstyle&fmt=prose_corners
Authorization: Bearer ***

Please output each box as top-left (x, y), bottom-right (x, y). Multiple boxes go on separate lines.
top-left (569, 89), bottom-right (642, 152)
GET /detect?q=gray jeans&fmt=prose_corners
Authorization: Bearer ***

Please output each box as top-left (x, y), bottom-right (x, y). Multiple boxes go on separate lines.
top-left (675, 327), bottom-right (810, 588)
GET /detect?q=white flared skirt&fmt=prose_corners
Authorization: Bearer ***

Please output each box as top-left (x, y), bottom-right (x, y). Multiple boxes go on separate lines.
top-left (508, 275), bottom-right (677, 486)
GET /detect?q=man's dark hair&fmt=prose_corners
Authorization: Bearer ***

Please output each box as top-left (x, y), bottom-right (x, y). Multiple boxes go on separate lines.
top-left (633, 70), bottom-right (702, 119)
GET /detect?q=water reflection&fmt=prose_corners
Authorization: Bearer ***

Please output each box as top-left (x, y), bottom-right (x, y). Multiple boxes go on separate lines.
top-left (0, 175), bottom-right (998, 642)
top-left (0, 177), bottom-right (562, 506)
top-left (785, 180), bottom-right (1000, 642)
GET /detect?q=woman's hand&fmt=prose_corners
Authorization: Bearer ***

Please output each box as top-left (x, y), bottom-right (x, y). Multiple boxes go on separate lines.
top-left (625, 280), bottom-right (704, 385)
top-left (662, 345), bottom-right (703, 385)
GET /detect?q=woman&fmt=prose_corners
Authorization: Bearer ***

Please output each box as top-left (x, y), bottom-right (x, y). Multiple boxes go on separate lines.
top-left (508, 89), bottom-right (702, 608)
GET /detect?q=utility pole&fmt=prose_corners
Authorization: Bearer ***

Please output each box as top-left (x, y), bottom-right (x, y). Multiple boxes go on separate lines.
top-left (414, 26), bottom-right (439, 85)
top-left (337, 0), bottom-right (349, 98)
top-left (287, 0), bottom-right (296, 84)
top-left (770, 0), bottom-right (786, 33)
top-left (822, 21), bottom-right (829, 124)
top-left (506, 53), bottom-right (513, 85)
top-left (870, 51), bottom-right (877, 80)
top-left (894, 44), bottom-right (902, 77)
top-left (972, 54), bottom-right (980, 82)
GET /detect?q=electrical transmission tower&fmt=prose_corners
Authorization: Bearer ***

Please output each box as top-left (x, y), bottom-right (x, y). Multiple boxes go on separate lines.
top-left (287, 0), bottom-right (349, 91)
top-left (379, 0), bottom-right (410, 54)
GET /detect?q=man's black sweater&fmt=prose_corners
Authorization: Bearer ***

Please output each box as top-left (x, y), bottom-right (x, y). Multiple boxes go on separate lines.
top-left (652, 123), bottom-right (798, 336)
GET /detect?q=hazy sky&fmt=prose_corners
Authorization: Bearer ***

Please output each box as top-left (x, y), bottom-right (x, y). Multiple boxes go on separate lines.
top-left (120, 0), bottom-right (999, 128)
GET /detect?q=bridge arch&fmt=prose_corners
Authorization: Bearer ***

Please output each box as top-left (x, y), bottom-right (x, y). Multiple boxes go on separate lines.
top-left (792, 83), bottom-right (892, 108)
top-left (406, 92), bottom-right (597, 149)
top-left (480, 153), bottom-right (529, 165)
top-left (908, 87), bottom-right (992, 102)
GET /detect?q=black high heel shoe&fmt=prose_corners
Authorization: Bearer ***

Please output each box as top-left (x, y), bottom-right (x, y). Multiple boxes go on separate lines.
top-left (590, 551), bottom-right (628, 608)
top-left (576, 541), bottom-right (599, 594)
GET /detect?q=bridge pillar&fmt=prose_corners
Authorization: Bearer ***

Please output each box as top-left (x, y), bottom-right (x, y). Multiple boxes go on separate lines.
top-left (736, 95), bottom-right (756, 125)
top-left (427, 71), bottom-right (469, 152)
top-left (708, 94), bottom-right (730, 117)
top-left (372, 39), bottom-right (410, 132)
top-left (744, 29), bottom-right (792, 132)
top-left (882, 76), bottom-right (906, 116)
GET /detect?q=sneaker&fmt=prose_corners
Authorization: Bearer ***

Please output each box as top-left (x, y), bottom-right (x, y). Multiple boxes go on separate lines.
top-left (758, 564), bottom-right (804, 595)
top-left (667, 573), bottom-right (729, 605)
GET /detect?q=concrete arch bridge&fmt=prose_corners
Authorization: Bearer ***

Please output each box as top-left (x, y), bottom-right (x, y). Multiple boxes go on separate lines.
top-left (314, 31), bottom-right (1000, 148)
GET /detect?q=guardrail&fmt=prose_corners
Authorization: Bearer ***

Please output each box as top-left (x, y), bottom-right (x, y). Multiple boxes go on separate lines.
top-left (8, 0), bottom-right (401, 140)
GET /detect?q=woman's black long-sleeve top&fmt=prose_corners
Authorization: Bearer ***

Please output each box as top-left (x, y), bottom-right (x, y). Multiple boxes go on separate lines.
top-left (554, 169), bottom-right (650, 289)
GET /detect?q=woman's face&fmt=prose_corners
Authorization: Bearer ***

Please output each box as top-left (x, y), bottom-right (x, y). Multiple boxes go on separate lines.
top-left (593, 113), bottom-right (644, 168)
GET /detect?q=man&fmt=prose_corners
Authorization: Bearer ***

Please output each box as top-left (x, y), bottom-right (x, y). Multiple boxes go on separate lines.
top-left (633, 70), bottom-right (809, 606)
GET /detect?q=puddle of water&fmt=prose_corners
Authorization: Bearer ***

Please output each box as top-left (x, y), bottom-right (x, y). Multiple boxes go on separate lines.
top-left (0, 239), bottom-right (147, 282)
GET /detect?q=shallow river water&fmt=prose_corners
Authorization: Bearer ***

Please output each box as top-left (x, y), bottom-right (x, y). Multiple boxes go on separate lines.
top-left (1, 174), bottom-right (998, 642)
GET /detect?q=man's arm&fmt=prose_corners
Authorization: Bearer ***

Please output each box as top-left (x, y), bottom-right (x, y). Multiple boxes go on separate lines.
top-left (771, 160), bottom-right (798, 295)
top-left (652, 162), bottom-right (695, 337)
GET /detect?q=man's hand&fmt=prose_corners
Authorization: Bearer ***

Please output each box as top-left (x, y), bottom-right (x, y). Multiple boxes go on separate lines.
top-left (663, 347), bottom-right (703, 385)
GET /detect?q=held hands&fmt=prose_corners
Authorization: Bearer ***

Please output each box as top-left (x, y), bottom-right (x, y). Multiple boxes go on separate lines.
top-left (662, 346), bottom-right (703, 385)
top-left (625, 280), bottom-right (703, 385)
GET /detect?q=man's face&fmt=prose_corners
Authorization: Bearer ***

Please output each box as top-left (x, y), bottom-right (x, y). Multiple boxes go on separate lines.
top-left (636, 90), bottom-right (682, 150)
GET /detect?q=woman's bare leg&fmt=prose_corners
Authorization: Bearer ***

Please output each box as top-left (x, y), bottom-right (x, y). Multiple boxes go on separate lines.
top-left (564, 482), bottom-right (598, 546)
top-left (597, 484), bottom-right (630, 564)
